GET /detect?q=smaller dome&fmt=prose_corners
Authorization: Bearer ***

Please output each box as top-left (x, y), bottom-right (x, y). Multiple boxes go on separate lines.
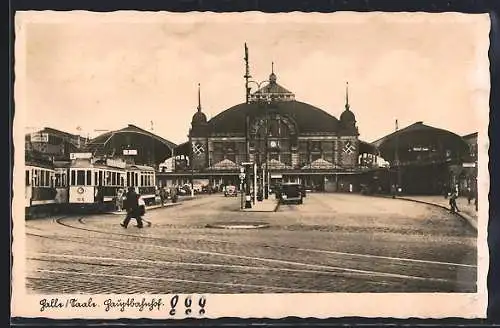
top-left (340, 109), bottom-right (356, 123)
top-left (269, 72), bottom-right (277, 83)
top-left (192, 111), bottom-right (207, 125)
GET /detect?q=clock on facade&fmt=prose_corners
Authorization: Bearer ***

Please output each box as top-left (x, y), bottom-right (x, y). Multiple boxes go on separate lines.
top-left (269, 140), bottom-right (278, 148)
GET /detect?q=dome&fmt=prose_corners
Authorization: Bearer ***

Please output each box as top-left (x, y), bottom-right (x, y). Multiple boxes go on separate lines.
top-left (208, 101), bottom-right (340, 134)
top-left (340, 109), bottom-right (356, 123)
top-left (192, 111), bottom-right (207, 125)
top-left (269, 72), bottom-right (277, 83)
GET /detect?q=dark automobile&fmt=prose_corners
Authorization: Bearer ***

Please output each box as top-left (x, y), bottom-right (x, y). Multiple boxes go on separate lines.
top-left (279, 183), bottom-right (303, 204)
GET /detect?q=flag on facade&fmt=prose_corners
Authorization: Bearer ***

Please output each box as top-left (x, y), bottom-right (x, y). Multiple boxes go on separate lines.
top-left (192, 141), bottom-right (205, 156)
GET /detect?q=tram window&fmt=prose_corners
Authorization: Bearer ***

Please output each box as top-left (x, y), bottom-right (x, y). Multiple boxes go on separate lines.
top-left (134, 173), bottom-right (138, 186)
top-left (25, 170), bottom-right (30, 186)
top-left (40, 170), bottom-right (45, 187)
top-left (98, 171), bottom-right (103, 186)
top-left (77, 170), bottom-right (85, 185)
top-left (141, 175), bottom-right (144, 186)
top-left (46, 171), bottom-right (50, 187)
top-left (62, 173), bottom-right (67, 187)
top-left (55, 173), bottom-right (60, 187)
top-left (35, 170), bottom-right (40, 187)
top-left (71, 170), bottom-right (76, 186)
top-left (94, 172), bottom-right (98, 186)
top-left (86, 170), bottom-right (92, 186)
top-left (112, 172), bottom-right (116, 186)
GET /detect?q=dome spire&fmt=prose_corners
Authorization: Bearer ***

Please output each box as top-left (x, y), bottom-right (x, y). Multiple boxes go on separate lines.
top-left (197, 83), bottom-right (202, 112)
top-left (345, 81), bottom-right (350, 111)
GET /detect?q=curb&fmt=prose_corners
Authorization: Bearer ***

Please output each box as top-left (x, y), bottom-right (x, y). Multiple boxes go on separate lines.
top-left (239, 200), bottom-right (280, 213)
top-left (206, 222), bottom-right (270, 229)
top-left (395, 197), bottom-right (478, 231)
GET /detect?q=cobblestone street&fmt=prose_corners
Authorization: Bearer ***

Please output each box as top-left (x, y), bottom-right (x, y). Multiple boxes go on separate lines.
top-left (25, 193), bottom-right (477, 294)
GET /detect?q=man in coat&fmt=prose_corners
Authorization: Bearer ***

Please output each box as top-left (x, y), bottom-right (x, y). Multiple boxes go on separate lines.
top-left (120, 187), bottom-right (143, 228)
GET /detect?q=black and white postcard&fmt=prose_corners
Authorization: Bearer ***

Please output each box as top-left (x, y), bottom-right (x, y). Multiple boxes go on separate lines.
top-left (12, 11), bottom-right (490, 319)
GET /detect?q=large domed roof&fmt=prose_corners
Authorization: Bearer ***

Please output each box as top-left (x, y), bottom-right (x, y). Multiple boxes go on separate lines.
top-left (208, 101), bottom-right (340, 134)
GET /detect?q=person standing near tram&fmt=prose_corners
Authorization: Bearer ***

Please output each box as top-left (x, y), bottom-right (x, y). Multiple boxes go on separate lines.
top-left (120, 187), bottom-right (143, 229)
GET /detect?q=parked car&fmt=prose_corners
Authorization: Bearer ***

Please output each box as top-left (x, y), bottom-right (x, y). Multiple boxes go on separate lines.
top-left (279, 183), bottom-right (304, 204)
top-left (224, 185), bottom-right (238, 197)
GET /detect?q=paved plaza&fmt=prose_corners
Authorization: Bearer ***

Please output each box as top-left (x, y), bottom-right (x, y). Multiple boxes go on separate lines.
top-left (25, 193), bottom-right (477, 294)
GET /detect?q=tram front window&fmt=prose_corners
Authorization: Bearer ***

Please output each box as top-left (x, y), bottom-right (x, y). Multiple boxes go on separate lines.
top-left (76, 170), bottom-right (85, 185)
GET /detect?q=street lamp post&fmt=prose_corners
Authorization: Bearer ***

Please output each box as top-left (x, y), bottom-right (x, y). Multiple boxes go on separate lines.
top-left (245, 79), bottom-right (271, 200)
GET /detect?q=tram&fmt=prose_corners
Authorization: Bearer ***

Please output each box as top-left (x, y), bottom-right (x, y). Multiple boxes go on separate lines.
top-left (25, 156), bottom-right (57, 218)
top-left (125, 164), bottom-right (157, 205)
top-left (63, 157), bottom-right (127, 213)
top-left (24, 152), bottom-right (159, 216)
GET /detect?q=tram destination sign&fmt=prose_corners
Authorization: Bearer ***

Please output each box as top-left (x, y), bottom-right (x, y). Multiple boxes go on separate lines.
top-left (69, 152), bottom-right (92, 160)
top-left (106, 158), bottom-right (127, 169)
top-left (462, 162), bottom-right (476, 168)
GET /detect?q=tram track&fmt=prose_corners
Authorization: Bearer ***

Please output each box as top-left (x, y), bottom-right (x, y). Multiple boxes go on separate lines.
top-left (56, 216), bottom-right (477, 269)
top-left (27, 216), bottom-right (474, 285)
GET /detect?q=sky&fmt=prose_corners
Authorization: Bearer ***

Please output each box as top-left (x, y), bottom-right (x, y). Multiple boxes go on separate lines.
top-left (16, 11), bottom-right (490, 144)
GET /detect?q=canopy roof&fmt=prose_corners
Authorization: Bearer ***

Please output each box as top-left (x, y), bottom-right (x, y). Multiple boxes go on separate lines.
top-left (87, 124), bottom-right (176, 150)
top-left (372, 121), bottom-right (469, 161)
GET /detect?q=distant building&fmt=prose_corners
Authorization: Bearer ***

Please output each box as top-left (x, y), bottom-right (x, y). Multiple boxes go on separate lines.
top-left (25, 127), bottom-right (88, 160)
top-left (462, 132), bottom-right (478, 160)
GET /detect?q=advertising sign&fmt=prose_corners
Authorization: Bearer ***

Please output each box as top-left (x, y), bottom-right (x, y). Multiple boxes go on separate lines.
top-left (30, 132), bottom-right (49, 143)
top-left (462, 162), bottom-right (476, 168)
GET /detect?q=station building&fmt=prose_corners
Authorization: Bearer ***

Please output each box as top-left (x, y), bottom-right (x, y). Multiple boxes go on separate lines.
top-left (158, 69), bottom-right (379, 192)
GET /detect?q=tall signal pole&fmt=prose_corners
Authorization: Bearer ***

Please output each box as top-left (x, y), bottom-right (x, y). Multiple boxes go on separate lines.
top-left (150, 120), bottom-right (155, 168)
top-left (244, 43), bottom-right (251, 104)
top-left (394, 119), bottom-right (401, 192)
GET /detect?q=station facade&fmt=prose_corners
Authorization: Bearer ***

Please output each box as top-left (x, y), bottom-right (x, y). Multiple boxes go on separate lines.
top-left (158, 69), bottom-right (379, 192)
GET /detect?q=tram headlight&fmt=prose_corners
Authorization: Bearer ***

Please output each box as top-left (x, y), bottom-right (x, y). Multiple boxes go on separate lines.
top-left (77, 187), bottom-right (84, 194)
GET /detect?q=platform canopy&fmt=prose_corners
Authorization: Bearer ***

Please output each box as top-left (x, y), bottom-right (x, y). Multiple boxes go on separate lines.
top-left (372, 121), bottom-right (470, 164)
top-left (85, 124), bottom-right (177, 166)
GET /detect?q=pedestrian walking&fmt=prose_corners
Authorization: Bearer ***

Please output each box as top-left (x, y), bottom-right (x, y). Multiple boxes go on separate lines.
top-left (120, 187), bottom-right (143, 229)
top-left (449, 191), bottom-right (460, 213)
top-left (115, 188), bottom-right (124, 212)
top-left (95, 186), bottom-right (104, 212)
top-left (159, 186), bottom-right (167, 206)
top-left (466, 187), bottom-right (472, 205)
top-left (474, 188), bottom-right (478, 211)
top-left (390, 184), bottom-right (396, 199)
